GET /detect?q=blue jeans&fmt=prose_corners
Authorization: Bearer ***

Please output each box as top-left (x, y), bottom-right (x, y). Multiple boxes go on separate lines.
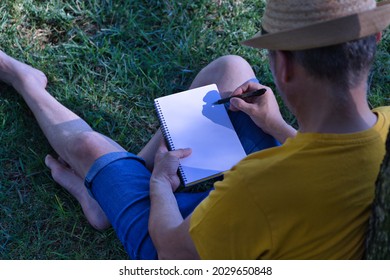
top-left (85, 83), bottom-right (280, 259)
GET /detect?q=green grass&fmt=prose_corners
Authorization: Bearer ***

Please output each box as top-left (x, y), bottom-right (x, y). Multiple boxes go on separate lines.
top-left (0, 0), bottom-right (388, 259)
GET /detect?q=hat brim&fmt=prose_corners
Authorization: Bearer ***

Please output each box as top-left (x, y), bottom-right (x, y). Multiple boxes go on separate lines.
top-left (241, 1), bottom-right (390, 51)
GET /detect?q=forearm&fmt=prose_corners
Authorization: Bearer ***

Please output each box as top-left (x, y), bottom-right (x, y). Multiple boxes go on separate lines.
top-left (149, 178), bottom-right (183, 237)
top-left (149, 178), bottom-right (199, 259)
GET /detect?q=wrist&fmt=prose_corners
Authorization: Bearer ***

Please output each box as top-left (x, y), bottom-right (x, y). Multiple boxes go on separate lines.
top-left (150, 175), bottom-right (174, 194)
top-left (150, 175), bottom-right (169, 187)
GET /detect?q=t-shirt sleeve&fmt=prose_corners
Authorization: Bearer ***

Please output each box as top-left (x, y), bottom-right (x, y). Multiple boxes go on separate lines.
top-left (189, 165), bottom-right (272, 259)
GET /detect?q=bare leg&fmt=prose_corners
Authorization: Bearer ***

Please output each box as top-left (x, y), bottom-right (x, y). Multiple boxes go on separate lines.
top-left (138, 55), bottom-right (256, 169)
top-left (0, 51), bottom-right (124, 179)
top-left (0, 51), bottom-right (120, 228)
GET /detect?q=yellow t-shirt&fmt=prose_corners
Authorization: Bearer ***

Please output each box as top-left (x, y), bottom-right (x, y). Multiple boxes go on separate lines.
top-left (189, 107), bottom-right (390, 259)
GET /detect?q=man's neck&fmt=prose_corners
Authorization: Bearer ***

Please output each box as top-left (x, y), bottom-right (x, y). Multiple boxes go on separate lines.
top-left (293, 81), bottom-right (377, 134)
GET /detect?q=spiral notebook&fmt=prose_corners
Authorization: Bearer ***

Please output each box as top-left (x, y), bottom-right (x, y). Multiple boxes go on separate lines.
top-left (154, 84), bottom-right (246, 187)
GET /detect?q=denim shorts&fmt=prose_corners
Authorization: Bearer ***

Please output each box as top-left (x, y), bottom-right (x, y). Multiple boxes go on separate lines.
top-left (85, 80), bottom-right (280, 259)
top-left (85, 152), bottom-right (212, 259)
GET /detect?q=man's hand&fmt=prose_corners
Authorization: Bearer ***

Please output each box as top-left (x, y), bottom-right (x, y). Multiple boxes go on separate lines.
top-left (149, 140), bottom-right (199, 259)
top-left (151, 140), bottom-right (192, 192)
top-left (229, 81), bottom-right (296, 143)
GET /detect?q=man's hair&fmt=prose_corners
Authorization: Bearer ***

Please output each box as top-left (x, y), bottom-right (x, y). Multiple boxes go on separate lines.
top-left (277, 35), bottom-right (377, 90)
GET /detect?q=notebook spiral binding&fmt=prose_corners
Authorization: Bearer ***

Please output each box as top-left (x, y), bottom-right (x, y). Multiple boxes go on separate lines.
top-left (154, 100), bottom-right (188, 185)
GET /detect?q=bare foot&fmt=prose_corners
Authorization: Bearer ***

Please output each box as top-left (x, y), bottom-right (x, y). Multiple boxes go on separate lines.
top-left (0, 50), bottom-right (47, 92)
top-left (45, 154), bottom-right (111, 231)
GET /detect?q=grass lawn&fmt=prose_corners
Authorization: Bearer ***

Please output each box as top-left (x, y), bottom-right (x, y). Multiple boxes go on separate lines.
top-left (0, 0), bottom-right (389, 259)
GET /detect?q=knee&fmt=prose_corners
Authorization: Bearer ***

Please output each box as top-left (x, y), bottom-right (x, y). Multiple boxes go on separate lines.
top-left (211, 55), bottom-right (252, 71)
top-left (191, 55), bottom-right (255, 93)
top-left (214, 54), bottom-right (250, 68)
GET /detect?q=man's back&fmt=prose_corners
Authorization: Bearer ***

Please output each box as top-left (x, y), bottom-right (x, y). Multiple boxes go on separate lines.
top-left (189, 107), bottom-right (390, 259)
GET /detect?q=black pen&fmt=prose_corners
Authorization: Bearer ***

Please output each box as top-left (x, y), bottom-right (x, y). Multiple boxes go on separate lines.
top-left (213, 88), bottom-right (267, 105)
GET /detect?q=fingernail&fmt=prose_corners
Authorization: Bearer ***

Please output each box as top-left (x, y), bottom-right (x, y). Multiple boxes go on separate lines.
top-left (230, 98), bottom-right (238, 107)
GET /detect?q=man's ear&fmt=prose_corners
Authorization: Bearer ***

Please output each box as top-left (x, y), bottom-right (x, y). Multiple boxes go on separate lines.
top-left (376, 32), bottom-right (382, 44)
top-left (274, 50), bottom-right (294, 83)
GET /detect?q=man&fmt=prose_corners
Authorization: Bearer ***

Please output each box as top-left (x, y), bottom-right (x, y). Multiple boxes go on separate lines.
top-left (1, 0), bottom-right (389, 259)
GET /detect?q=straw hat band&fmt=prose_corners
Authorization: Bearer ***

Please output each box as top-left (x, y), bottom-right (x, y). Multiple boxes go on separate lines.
top-left (263, 0), bottom-right (376, 33)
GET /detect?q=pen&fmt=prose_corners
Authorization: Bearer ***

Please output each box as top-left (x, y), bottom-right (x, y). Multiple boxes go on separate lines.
top-left (213, 88), bottom-right (267, 105)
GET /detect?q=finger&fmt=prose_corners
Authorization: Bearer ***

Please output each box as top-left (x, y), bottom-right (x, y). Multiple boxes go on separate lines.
top-left (229, 82), bottom-right (263, 111)
top-left (170, 148), bottom-right (192, 159)
top-left (157, 138), bottom-right (192, 159)
top-left (230, 96), bottom-right (255, 115)
top-left (231, 81), bottom-right (262, 96)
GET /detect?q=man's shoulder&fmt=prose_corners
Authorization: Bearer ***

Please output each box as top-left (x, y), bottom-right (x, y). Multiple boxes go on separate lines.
top-left (373, 106), bottom-right (390, 115)
top-left (373, 106), bottom-right (390, 126)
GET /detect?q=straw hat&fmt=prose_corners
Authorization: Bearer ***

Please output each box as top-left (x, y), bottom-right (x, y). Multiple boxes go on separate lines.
top-left (241, 0), bottom-right (390, 50)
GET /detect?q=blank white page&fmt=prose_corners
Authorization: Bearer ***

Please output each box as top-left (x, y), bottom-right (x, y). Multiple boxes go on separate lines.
top-left (154, 84), bottom-right (246, 186)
